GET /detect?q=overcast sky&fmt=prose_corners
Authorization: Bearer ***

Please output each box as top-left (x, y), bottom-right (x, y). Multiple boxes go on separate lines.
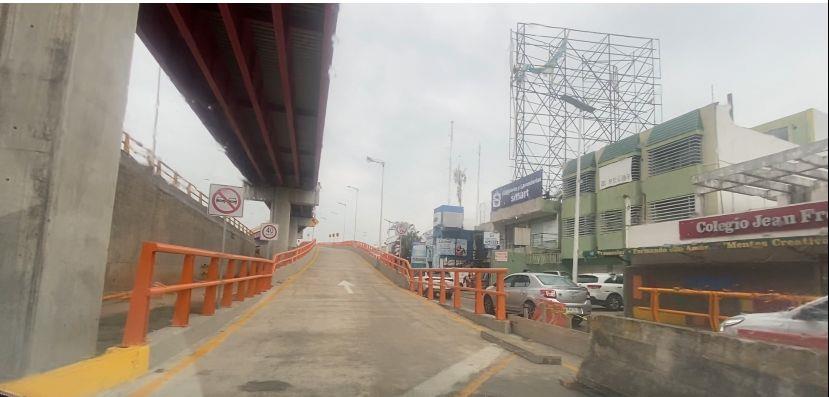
top-left (123, 3), bottom-right (828, 245)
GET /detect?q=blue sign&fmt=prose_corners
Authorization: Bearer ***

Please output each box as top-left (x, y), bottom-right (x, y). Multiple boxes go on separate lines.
top-left (491, 171), bottom-right (543, 211)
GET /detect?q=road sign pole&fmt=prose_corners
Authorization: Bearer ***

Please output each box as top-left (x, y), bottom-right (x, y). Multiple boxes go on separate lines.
top-left (221, 217), bottom-right (227, 253)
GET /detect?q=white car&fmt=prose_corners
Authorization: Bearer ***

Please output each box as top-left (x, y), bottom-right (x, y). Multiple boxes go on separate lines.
top-left (720, 296), bottom-right (828, 350)
top-left (577, 273), bottom-right (624, 311)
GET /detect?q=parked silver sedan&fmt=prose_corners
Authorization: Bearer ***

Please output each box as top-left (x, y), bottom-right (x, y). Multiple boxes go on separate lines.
top-left (484, 272), bottom-right (591, 324)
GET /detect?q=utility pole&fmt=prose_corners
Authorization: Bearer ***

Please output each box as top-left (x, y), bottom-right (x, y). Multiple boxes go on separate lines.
top-left (151, 65), bottom-right (162, 161)
top-left (448, 121), bottom-right (454, 205)
top-left (475, 143), bottom-right (481, 226)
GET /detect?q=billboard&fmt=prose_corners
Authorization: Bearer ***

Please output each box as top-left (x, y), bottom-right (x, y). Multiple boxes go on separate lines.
top-left (436, 238), bottom-right (468, 257)
top-left (599, 157), bottom-right (633, 190)
top-left (483, 232), bottom-right (500, 249)
top-left (491, 170), bottom-right (543, 211)
top-left (679, 201), bottom-right (828, 240)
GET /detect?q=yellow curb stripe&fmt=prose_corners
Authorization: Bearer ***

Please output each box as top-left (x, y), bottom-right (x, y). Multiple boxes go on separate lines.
top-left (127, 249), bottom-right (320, 397)
top-left (0, 346), bottom-right (149, 397)
top-left (454, 354), bottom-right (515, 397)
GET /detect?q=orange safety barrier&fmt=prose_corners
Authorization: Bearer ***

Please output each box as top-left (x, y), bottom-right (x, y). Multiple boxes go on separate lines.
top-left (636, 287), bottom-right (820, 332)
top-left (531, 301), bottom-right (571, 328)
top-left (323, 240), bottom-right (507, 321)
top-left (121, 240), bottom-right (315, 346)
top-left (411, 268), bottom-right (507, 321)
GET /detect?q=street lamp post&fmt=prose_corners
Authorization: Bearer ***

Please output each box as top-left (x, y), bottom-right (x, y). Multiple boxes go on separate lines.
top-left (366, 156), bottom-right (386, 248)
top-left (346, 185), bottom-right (359, 241)
top-left (559, 95), bottom-right (596, 283)
top-left (337, 202), bottom-right (347, 241)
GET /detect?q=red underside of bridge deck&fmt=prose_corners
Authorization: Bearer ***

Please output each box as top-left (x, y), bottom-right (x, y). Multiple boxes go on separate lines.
top-left (136, 3), bottom-right (337, 189)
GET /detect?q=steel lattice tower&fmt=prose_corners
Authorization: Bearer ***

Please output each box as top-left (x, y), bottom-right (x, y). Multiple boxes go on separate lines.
top-left (510, 24), bottom-right (662, 193)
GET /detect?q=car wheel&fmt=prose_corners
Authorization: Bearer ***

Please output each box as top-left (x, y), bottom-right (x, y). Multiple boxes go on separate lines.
top-left (484, 295), bottom-right (495, 315)
top-left (522, 301), bottom-right (536, 318)
top-left (605, 294), bottom-right (623, 311)
top-left (571, 316), bottom-right (583, 328)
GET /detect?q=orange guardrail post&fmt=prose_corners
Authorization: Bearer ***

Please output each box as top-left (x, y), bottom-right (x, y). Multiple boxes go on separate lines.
top-left (121, 244), bottom-right (157, 346)
top-left (427, 270), bottom-right (434, 300)
top-left (201, 257), bottom-right (220, 316)
top-left (171, 254), bottom-right (195, 327)
top-left (650, 290), bottom-right (660, 323)
top-left (418, 272), bottom-right (424, 296)
top-left (439, 271), bottom-right (446, 305)
top-left (495, 270), bottom-right (506, 320)
top-left (234, 261), bottom-right (248, 301)
top-left (474, 271), bottom-right (484, 314)
top-left (453, 269), bottom-right (461, 309)
top-left (221, 259), bottom-right (236, 308)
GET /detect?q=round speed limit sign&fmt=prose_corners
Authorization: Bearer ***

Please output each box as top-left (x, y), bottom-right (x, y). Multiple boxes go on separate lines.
top-left (260, 223), bottom-right (279, 241)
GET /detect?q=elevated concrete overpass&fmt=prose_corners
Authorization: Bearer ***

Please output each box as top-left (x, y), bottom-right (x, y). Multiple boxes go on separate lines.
top-left (0, 3), bottom-right (336, 381)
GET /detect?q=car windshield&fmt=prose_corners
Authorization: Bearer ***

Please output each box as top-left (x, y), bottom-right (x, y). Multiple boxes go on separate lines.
top-left (536, 275), bottom-right (578, 287)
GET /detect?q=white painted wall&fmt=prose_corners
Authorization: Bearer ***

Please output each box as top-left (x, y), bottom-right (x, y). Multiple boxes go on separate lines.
top-left (708, 106), bottom-right (800, 213)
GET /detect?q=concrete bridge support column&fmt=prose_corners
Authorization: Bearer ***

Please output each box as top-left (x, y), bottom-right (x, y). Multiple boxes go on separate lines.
top-left (269, 188), bottom-right (292, 255)
top-left (288, 217), bottom-right (299, 248)
top-left (0, 4), bottom-right (138, 380)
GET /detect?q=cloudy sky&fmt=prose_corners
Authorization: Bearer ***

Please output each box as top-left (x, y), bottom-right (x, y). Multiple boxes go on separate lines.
top-left (123, 3), bottom-right (828, 245)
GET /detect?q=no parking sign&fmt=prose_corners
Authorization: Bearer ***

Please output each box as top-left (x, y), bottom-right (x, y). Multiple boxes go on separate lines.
top-left (208, 184), bottom-right (245, 217)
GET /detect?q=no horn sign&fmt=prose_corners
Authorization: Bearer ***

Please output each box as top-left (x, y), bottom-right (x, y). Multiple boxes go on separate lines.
top-left (208, 184), bottom-right (245, 217)
top-left (260, 223), bottom-right (279, 241)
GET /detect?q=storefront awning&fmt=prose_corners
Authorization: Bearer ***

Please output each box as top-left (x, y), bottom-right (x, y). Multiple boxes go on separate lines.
top-left (692, 139), bottom-right (828, 201)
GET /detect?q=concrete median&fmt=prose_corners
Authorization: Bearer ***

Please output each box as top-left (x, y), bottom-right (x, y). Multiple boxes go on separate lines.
top-left (577, 314), bottom-right (828, 397)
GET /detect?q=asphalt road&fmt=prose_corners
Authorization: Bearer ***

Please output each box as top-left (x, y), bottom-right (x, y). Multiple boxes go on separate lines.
top-left (102, 247), bottom-right (589, 396)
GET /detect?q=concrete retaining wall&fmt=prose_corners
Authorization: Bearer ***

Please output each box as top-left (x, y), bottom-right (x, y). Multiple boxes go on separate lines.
top-left (104, 153), bottom-right (257, 293)
top-left (577, 315), bottom-right (828, 397)
top-left (509, 315), bottom-right (590, 357)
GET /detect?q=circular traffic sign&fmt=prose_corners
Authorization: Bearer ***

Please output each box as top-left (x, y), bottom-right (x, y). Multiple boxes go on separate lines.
top-left (262, 224), bottom-right (278, 240)
top-left (211, 188), bottom-right (242, 215)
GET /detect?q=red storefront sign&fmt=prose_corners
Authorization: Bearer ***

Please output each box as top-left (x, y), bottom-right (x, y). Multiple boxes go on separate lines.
top-left (679, 201), bottom-right (828, 240)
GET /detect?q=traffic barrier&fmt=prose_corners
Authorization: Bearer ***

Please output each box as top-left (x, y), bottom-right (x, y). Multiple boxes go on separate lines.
top-left (121, 240), bottom-right (315, 346)
top-left (324, 241), bottom-right (507, 321)
top-left (531, 301), bottom-right (571, 328)
top-left (635, 287), bottom-right (820, 331)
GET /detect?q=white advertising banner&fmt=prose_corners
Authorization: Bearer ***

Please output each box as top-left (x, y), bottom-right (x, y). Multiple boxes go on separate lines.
top-left (483, 232), bottom-right (500, 249)
top-left (436, 238), bottom-right (454, 255)
top-left (599, 157), bottom-right (633, 190)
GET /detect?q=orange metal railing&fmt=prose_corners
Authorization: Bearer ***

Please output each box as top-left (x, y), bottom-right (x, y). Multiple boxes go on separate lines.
top-left (121, 240), bottom-right (315, 346)
top-left (323, 241), bottom-right (507, 320)
top-left (636, 287), bottom-right (820, 332)
top-left (121, 132), bottom-right (252, 236)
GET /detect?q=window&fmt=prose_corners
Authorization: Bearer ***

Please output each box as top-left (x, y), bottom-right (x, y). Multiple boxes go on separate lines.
top-left (504, 275), bottom-right (516, 286)
top-left (647, 135), bottom-right (702, 176)
top-left (649, 194), bottom-right (696, 222)
top-left (536, 275), bottom-right (578, 287)
top-left (604, 275), bottom-right (624, 284)
top-left (578, 275), bottom-right (599, 283)
top-left (599, 209), bottom-right (624, 233)
top-left (561, 216), bottom-right (596, 237)
top-left (511, 275), bottom-right (531, 288)
top-left (630, 205), bottom-right (643, 225)
top-left (562, 171), bottom-right (596, 197)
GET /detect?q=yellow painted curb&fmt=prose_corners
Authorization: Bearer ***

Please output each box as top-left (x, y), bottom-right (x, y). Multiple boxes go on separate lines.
top-left (0, 345), bottom-right (149, 397)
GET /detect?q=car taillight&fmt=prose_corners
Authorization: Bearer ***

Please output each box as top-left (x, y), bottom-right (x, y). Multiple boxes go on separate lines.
top-left (587, 284), bottom-right (601, 289)
top-left (540, 289), bottom-right (557, 298)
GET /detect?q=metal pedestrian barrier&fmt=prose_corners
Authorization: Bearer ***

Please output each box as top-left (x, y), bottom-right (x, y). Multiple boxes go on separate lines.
top-left (636, 287), bottom-right (819, 331)
top-left (324, 241), bottom-right (507, 321)
top-left (121, 240), bottom-right (315, 346)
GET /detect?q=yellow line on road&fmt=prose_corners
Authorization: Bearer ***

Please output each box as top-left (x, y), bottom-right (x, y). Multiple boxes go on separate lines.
top-left (127, 250), bottom-right (320, 397)
top-left (454, 354), bottom-right (515, 397)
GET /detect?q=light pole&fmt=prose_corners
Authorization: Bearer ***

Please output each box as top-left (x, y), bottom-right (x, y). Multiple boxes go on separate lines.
top-left (560, 95), bottom-right (596, 283)
top-left (336, 202), bottom-right (347, 241)
top-left (346, 185), bottom-right (359, 241)
top-left (366, 156), bottom-right (386, 248)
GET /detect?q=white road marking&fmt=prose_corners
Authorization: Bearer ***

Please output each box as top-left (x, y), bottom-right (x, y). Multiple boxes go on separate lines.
top-left (338, 280), bottom-right (354, 294)
top-left (399, 345), bottom-right (504, 397)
